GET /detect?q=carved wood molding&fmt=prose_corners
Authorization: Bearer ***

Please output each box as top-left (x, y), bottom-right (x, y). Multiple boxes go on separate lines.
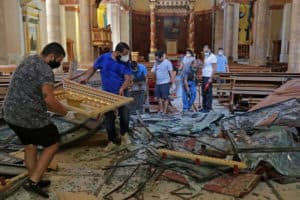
top-left (65, 6), bottom-right (80, 12)
top-left (59, 0), bottom-right (79, 5)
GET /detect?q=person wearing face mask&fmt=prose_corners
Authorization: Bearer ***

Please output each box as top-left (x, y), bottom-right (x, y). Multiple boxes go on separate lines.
top-left (216, 48), bottom-right (228, 73)
top-left (178, 50), bottom-right (195, 97)
top-left (182, 60), bottom-right (201, 112)
top-left (80, 42), bottom-right (132, 150)
top-left (199, 45), bottom-right (217, 113)
top-left (151, 50), bottom-right (175, 115)
top-left (130, 61), bottom-right (149, 111)
top-left (216, 48), bottom-right (228, 96)
top-left (3, 42), bottom-right (73, 198)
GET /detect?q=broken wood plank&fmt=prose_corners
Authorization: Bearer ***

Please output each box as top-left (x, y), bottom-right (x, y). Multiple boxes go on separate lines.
top-left (157, 149), bottom-right (247, 169)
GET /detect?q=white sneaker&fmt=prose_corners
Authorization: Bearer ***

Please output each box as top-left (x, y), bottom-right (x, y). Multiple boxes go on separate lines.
top-left (121, 134), bottom-right (131, 145)
top-left (104, 142), bottom-right (117, 152)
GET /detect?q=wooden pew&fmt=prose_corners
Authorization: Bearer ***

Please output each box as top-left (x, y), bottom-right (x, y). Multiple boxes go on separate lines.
top-left (216, 72), bottom-right (300, 112)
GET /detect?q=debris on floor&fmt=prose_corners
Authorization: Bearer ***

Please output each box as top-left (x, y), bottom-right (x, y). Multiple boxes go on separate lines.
top-left (1, 97), bottom-right (300, 199)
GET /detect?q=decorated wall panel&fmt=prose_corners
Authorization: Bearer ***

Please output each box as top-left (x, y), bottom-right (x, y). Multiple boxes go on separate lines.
top-left (194, 12), bottom-right (212, 55)
top-left (132, 11), bottom-right (150, 60)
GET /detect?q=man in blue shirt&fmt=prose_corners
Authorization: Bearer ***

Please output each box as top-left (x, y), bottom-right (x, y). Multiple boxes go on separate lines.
top-left (216, 48), bottom-right (228, 96)
top-left (80, 42), bottom-right (132, 150)
top-left (216, 48), bottom-right (228, 73)
top-left (130, 61), bottom-right (149, 111)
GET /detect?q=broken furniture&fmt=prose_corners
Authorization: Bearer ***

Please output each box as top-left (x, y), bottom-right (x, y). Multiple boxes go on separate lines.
top-left (216, 72), bottom-right (300, 111)
top-left (54, 79), bottom-right (133, 118)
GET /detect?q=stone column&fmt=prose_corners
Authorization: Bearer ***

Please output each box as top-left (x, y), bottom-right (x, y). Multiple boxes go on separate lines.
top-left (214, 9), bottom-right (224, 53)
top-left (0, 0), bottom-right (7, 63)
top-left (249, 0), bottom-right (270, 66)
top-left (188, 4), bottom-right (195, 51)
top-left (232, 3), bottom-right (239, 61)
top-left (223, 3), bottom-right (234, 59)
top-left (39, 0), bottom-right (48, 48)
top-left (60, 6), bottom-right (67, 62)
top-left (120, 9), bottom-right (130, 45)
top-left (288, 0), bottom-right (300, 72)
top-left (46, 0), bottom-right (61, 43)
top-left (110, 3), bottom-right (121, 49)
top-left (280, 3), bottom-right (291, 63)
top-left (79, 0), bottom-right (92, 64)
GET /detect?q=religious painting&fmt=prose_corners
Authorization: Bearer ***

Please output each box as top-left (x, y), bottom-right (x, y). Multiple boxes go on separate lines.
top-left (164, 16), bottom-right (180, 39)
top-left (28, 23), bottom-right (38, 54)
top-left (238, 3), bottom-right (254, 45)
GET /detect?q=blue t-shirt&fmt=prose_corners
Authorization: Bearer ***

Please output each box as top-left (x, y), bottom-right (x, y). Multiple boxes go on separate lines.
top-left (93, 52), bottom-right (131, 94)
top-left (216, 55), bottom-right (228, 73)
top-left (132, 64), bottom-right (148, 82)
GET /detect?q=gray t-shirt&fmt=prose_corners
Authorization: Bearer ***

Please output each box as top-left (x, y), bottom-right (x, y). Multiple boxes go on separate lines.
top-left (151, 59), bottom-right (173, 85)
top-left (3, 55), bottom-right (54, 128)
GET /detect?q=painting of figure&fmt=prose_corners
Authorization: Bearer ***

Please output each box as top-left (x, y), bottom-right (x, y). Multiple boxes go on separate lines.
top-left (28, 23), bottom-right (38, 54)
top-left (164, 16), bottom-right (180, 39)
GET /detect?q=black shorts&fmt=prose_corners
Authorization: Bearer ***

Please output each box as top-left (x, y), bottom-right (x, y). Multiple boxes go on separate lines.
top-left (7, 123), bottom-right (60, 147)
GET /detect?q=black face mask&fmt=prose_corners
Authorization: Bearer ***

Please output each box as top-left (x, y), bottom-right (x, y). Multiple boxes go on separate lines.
top-left (48, 60), bottom-right (61, 69)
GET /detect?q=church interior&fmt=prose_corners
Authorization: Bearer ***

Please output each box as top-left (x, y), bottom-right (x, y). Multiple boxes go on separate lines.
top-left (0, 0), bottom-right (300, 199)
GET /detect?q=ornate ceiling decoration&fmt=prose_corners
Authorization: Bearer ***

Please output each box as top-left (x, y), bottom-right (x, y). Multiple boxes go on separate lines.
top-left (150, 0), bottom-right (195, 14)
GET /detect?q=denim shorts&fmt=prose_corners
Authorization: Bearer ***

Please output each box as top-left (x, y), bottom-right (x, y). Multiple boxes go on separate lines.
top-left (155, 83), bottom-right (170, 99)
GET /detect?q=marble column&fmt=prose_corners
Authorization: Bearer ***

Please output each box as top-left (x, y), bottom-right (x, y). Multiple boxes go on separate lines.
top-left (149, 3), bottom-right (156, 53)
top-left (46, 0), bottom-right (61, 43)
top-left (188, 4), bottom-right (195, 51)
top-left (110, 3), bottom-right (121, 49)
top-left (0, 0), bottom-right (7, 63)
top-left (232, 3), bottom-right (239, 61)
top-left (39, 0), bottom-right (48, 48)
top-left (280, 3), bottom-right (291, 63)
top-left (288, 0), bottom-right (300, 72)
top-left (249, 0), bottom-right (270, 66)
top-left (120, 9), bottom-right (130, 45)
top-left (149, 3), bottom-right (156, 62)
top-left (79, 0), bottom-right (92, 64)
top-left (223, 3), bottom-right (234, 59)
top-left (214, 9), bottom-right (224, 53)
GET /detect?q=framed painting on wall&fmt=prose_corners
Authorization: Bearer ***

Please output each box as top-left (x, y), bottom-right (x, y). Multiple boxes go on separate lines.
top-left (22, 2), bottom-right (41, 55)
top-left (28, 23), bottom-right (38, 54)
top-left (164, 16), bottom-right (180, 40)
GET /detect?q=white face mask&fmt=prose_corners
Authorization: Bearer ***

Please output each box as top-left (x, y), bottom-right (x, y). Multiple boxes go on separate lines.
top-left (218, 51), bottom-right (223, 55)
top-left (186, 53), bottom-right (191, 57)
top-left (120, 54), bottom-right (129, 62)
top-left (204, 52), bottom-right (210, 57)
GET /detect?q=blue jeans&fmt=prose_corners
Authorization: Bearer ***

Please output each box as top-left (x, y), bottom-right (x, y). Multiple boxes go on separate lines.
top-left (202, 76), bottom-right (213, 110)
top-left (175, 75), bottom-right (183, 97)
top-left (182, 81), bottom-right (196, 111)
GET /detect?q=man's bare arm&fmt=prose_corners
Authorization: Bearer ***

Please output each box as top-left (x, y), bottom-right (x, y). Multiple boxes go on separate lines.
top-left (42, 84), bottom-right (67, 116)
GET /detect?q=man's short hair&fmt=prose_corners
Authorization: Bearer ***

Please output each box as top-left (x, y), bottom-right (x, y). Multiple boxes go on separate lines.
top-left (131, 61), bottom-right (138, 68)
top-left (155, 50), bottom-right (164, 58)
top-left (115, 42), bottom-right (130, 53)
top-left (186, 49), bottom-right (194, 56)
top-left (41, 42), bottom-right (65, 57)
top-left (218, 48), bottom-right (223, 50)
